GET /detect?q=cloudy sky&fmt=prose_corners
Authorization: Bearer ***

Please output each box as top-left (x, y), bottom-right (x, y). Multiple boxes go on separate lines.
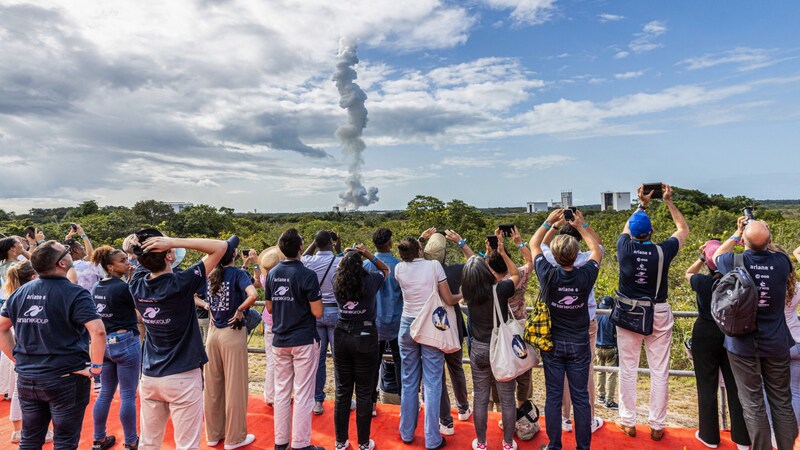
top-left (1, 1), bottom-right (799, 213)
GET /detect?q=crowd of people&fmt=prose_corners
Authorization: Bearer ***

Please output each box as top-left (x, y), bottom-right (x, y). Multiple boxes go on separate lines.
top-left (0, 182), bottom-right (798, 450)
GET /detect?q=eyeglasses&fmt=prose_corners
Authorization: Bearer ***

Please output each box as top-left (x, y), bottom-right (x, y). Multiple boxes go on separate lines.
top-left (55, 245), bottom-right (71, 265)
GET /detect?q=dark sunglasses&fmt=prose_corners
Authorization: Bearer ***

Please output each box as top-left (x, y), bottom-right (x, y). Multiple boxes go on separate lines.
top-left (55, 245), bottom-right (71, 265)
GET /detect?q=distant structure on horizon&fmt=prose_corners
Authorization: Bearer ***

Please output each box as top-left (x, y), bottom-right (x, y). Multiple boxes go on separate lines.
top-left (166, 202), bottom-right (193, 213)
top-left (526, 202), bottom-right (548, 213)
top-left (600, 192), bottom-right (632, 211)
top-left (561, 191), bottom-right (573, 208)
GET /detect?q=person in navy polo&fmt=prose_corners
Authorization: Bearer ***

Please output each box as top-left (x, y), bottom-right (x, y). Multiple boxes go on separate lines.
top-left (127, 229), bottom-right (228, 450)
top-left (0, 240), bottom-right (107, 450)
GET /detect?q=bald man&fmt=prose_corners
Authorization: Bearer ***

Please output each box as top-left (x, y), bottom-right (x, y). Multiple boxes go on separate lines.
top-left (713, 217), bottom-right (798, 450)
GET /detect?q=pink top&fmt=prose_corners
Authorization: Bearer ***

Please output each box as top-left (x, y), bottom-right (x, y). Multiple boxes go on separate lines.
top-left (260, 273), bottom-right (272, 326)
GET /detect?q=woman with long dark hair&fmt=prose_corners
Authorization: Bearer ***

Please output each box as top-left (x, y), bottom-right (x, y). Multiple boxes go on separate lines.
top-left (90, 245), bottom-right (140, 450)
top-left (202, 236), bottom-right (257, 449)
top-left (461, 229), bottom-right (520, 450)
top-left (685, 240), bottom-right (750, 450)
top-left (332, 244), bottom-right (389, 450)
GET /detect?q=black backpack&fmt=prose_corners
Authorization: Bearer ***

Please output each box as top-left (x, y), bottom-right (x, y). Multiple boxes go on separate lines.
top-left (711, 253), bottom-right (759, 336)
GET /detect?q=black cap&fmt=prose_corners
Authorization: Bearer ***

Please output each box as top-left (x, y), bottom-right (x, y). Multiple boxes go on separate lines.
top-left (132, 228), bottom-right (164, 256)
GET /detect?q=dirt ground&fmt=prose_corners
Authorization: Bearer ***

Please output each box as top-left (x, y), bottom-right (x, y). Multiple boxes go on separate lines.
top-left (244, 348), bottom-right (706, 429)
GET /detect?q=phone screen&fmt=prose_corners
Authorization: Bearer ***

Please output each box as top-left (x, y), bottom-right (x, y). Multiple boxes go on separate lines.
top-left (643, 183), bottom-right (663, 199)
top-left (499, 224), bottom-right (514, 237)
top-left (564, 209), bottom-right (574, 222)
top-left (487, 235), bottom-right (498, 250)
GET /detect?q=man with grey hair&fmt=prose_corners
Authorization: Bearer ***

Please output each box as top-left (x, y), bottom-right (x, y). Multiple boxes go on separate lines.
top-left (713, 217), bottom-right (798, 450)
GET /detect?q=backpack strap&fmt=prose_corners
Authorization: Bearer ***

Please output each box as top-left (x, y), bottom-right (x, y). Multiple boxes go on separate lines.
top-left (654, 245), bottom-right (664, 300)
top-left (733, 252), bottom-right (744, 270)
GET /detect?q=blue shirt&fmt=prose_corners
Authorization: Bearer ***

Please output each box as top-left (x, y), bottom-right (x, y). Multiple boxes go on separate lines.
top-left (302, 251), bottom-right (341, 305)
top-left (534, 255), bottom-right (600, 343)
top-left (595, 314), bottom-right (617, 347)
top-left (716, 250), bottom-right (794, 358)
top-left (617, 234), bottom-right (680, 301)
top-left (130, 262), bottom-right (209, 377)
top-left (203, 266), bottom-right (253, 329)
top-left (1, 276), bottom-right (100, 377)
top-left (266, 260), bottom-right (322, 348)
top-left (92, 277), bottom-right (139, 335)
top-left (362, 252), bottom-right (402, 340)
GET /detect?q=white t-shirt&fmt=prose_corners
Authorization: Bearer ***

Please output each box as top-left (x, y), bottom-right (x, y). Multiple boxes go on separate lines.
top-left (395, 258), bottom-right (446, 317)
top-left (784, 283), bottom-right (800, 344)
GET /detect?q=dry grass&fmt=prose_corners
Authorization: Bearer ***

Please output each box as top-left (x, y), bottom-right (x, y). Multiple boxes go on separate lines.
top-left (244, 342), bottom-right (704, 429)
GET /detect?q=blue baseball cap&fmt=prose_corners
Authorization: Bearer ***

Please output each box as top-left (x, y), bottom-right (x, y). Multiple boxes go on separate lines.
top-left (628, 211), bottom-right (652, 238)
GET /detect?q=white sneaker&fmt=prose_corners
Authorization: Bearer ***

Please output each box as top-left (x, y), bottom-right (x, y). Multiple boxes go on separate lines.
top-left (45, 429), bottom-right (54, 443)
top-left (207, 439), bottom-right (221, 446)
top-left (501, 439), bottom-right (517, 450)
top-left (358, 439), bottom-right (375, 450)
top-left (313, 401), bottom-right (324, 415)
top-left (694, 431), bottom-right (718, 449)
top-left (10, 430), bottom-right (21, 443)
top-left (736, 445), bottom-right (750, 450)
top-left (351, 399), bottom-right (357, 410)
top-left (458, 407), bottom-right (473, 421)
top-left (561, 417), bottom-right (572, 432)
top-left (336, 440), bottom-right (350, 450)
top-left (472, 438), bottom-right (487, 450)
top-left (590, 417), bottom-right (604, 434)
top-left (224, 434), bottom-right (255, 449)
top-left (439, 422), bottom-right (455, 436)
top-left (372, 403), bottom-right (377, 417)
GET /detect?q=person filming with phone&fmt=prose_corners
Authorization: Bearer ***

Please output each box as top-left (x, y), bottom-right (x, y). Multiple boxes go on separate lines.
top-left (614, 183), bottom-right (689, 441)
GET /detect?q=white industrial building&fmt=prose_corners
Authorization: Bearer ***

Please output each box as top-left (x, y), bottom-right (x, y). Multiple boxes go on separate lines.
top-left (560, 191), bottom-right (573, 208)
top-left (526, 202), bottom-right (549, 213)
top-left (600, 192), bottom-right (632, 211)
top-left (166, 202), bottom-right (194, 213)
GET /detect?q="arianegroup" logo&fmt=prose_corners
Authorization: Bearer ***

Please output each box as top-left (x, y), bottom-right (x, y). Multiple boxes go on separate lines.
top-left (23, 305), bottom-right (44, 317)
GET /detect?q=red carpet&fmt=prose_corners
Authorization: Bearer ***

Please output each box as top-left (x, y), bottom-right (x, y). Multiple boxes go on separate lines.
top-left (0, 394), bottom-right (774, 449)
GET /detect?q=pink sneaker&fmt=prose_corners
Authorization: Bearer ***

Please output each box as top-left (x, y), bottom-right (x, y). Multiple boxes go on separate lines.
top-left (471, 439), bottom-right (487, 450)
top-left (502, 440), bottom-right (517, 450)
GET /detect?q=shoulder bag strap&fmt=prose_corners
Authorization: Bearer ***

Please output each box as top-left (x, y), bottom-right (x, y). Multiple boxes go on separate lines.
top-left (321, 255), bottom-right (336, 285)
top-left (654, 245), bottom-right (664, 300)
top-left (492, 284), bottom-right (502, 329)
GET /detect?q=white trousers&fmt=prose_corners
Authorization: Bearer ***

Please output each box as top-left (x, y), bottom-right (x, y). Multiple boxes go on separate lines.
top-left (273, 341), bottom-right (320, 449)
top-left (616, 302), bottom-right (674, 430)
top-left (263, 326), bottom-right (275, 404)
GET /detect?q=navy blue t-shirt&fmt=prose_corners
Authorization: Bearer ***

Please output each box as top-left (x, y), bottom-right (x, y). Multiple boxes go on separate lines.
top-left (130, 262), bottom-right (208, 377)
top-left (535, 254), bottom-right (600, 343)
top-left (617, 234), bottom-right (680, 301)
top-left (333, 271), bottom-right (384, 322)
top-left (716, 250), bottom-right (794, 358)
top-left (92, 277), bottom-right (139, 335)
top-left (1, 276), bottom-right (100, 377)
top-left (203, 266), bottom-right (253, 329)
top-left (265, 260), bottom-right (322, 348)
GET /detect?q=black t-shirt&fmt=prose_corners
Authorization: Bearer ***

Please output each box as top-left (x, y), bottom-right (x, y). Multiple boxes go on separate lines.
top-left (535, 255), bottom-right (600, 343)
top-left (442, 262), bottom-right (468, 341)
top-left (617, 234), bottom-right (680, 301)
top-left (130, 262), bottom-right (209, 377)
top-left (690, 273), bottom-right (721, 322)
top-left (1, 276), bottom-right (100, 377)
top-left (465, 279), bottom-right (515, 344)
top-left (716, 250), bottom-right (794, 358)
top-left (92, 277), bottom-right (139, 335)
top-left (265, 260), bottom-right (322, 348)
top-left (334, 271), bottom-right (384, 322)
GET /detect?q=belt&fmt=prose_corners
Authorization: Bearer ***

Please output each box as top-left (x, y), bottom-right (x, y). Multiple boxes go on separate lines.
top-left (336, 319), bottom-right (374, 332)
top-left (597, 345), bottom-right (616, 349)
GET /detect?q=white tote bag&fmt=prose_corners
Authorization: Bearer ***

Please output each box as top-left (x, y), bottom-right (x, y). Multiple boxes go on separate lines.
top-left (490, 285), bottom-right (538, 382)
top-left (409, 262), bottom-right (461, 354)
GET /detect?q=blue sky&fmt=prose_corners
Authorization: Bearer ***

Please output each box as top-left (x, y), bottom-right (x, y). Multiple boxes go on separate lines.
top-left (1, 0), bottom-right (798, 213)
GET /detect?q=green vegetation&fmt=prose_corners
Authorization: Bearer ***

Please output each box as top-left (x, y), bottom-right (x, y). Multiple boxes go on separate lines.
top-left (2, 188), bottom-right (799, 371)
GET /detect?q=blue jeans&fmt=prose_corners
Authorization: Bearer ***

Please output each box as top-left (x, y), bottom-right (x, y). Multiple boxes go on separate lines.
top-left (541, 340), bottom-right (592, 450)
top-left (398, 316), bottom-right (445, 448)
top-left (93, 330), bottom-right (142, 445)
top-left (315, 306), bottom-right (339, 402)
top-left (17, 373), bottom-right (91, 450)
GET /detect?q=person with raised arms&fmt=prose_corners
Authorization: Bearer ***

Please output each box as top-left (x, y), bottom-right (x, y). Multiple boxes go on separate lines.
top-left (127, 229), bottom-right (228, 450)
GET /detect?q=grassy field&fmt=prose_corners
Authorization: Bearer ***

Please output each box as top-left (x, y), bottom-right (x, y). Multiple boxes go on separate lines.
top-left (243, 341), bottom-right (707, 429)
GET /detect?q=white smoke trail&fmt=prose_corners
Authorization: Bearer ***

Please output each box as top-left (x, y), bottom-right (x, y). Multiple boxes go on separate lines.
top-left (333, 37), bottom-right (378, 210)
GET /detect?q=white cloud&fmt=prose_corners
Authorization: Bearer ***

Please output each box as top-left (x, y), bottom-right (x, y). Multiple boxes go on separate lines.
top-left (629, 20), bottom-right (667, 54)
top-left (598, 13), bottom-right (624, 22)
top-left (441, 154), bottom-right (573, 169)
top-left (480, 0), bottom-right (556, 26)
top-left (614, 70), bottom-right (644, 80)
top-left (615, 51), bottom-right (630, 59)
top-left (678, 47), bottom-right (790, 71)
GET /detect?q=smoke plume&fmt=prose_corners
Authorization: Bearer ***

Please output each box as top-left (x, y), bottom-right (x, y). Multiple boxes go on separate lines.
top-left (333, 38), bottom-right (379, 209)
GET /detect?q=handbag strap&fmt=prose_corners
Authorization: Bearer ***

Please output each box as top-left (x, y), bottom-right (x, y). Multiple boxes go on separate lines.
top-left (654, 245), bottom-right (664, 300)
top-left (538, 267), bottom-right (556, 305)
top-left (321, 255), bottom-right (336, 286)
top-left (492, 284), bottom-right (502, 329)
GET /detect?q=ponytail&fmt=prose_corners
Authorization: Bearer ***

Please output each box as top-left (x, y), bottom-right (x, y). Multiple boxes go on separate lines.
top-left (208, 265), bottom-right (224, 296)
top-left (3, 261), bottom-right (36, 297)
top-left (91, 245), bottom-right (124, 274)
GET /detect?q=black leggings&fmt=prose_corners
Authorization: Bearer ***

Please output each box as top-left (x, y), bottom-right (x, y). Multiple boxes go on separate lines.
top-left (333, 324), bottom-right (381, 445)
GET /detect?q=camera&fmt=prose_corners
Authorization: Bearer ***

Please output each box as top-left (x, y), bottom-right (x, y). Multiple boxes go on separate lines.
top-left (70, 223), bottom-right (78, 231)
top-left (743, 207), bottom-right (755, 224)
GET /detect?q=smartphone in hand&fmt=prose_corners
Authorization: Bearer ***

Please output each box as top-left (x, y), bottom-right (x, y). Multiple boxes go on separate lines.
top-left (487, 235), bottom-right (498, 250)
top-left (498, 224), bottom-right (514, 237)
top-left (642, 182), bottom-right (663, 199)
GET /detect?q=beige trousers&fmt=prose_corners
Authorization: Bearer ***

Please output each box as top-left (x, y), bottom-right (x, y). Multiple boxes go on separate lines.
top-left (140, 368), bottom-right (203, 450)
top-left (204, 325), bottom-right (249, 445)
